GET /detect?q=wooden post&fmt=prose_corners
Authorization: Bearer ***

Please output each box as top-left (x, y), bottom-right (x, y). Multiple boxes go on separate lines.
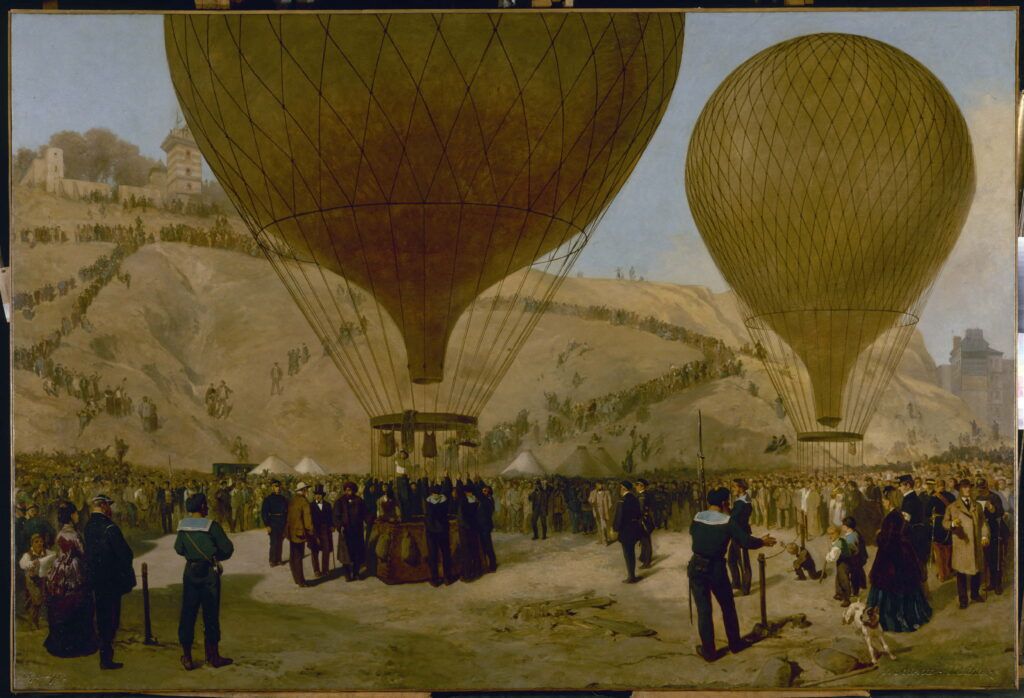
top-left (141, 563), bottom-right (157, 645)
top-left (800, 511), bottom-right (807, 549)
top-left (697, 411), bottom-right (707, 508)
top-left (758, 553), bottom-right (767, 628)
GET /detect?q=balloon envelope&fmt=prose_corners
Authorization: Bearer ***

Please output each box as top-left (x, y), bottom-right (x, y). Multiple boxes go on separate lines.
top-left (165, 13), bottom-right (683, 419)
top-left (686, 33), bottom-right (974, 438)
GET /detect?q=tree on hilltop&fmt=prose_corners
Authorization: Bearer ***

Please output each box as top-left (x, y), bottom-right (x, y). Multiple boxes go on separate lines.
top-left (48, 128), bottom-right (162, 187)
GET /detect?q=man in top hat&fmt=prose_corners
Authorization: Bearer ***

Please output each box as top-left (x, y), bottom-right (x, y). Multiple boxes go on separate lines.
top-left (84, 493), bottom-right (136, 670)
top-left (613, 481), bottom-right (643, 583)
top-left (309, 484), bottom-right (334, 578)
top-left (174, 492), bottom-right (234, 671)
top-left (334, 482), bottom-right (367, 582)
top-left (898, 474), bottom-right (929, 587)
top-left (942, 479), bottom-right (989, 609)
top-left (260, 480), bottom-right (288, 568)
top-left (689, 487), bottom-right (776, 661)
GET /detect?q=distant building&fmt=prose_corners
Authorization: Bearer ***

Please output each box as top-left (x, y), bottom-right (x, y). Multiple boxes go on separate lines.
top-left (936, 328), bottom-right (1013, 436)
top-left (19, 146), bottom-right (113, 200)
top-left (20, 122), bottom-right (204, 206)
top-left (161, 125), bottom-right (203, 203)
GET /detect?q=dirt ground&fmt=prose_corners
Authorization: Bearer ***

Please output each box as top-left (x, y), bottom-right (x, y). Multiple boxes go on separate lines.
top-left (13, 525), bottom-right (1016, 691)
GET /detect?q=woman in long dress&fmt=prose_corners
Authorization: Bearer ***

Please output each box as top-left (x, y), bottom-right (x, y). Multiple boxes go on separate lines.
top-left (829, 488), bottom-right (845, 528)
top-left (44, 502), bottom-right (98, 657)
top-left (866, 493), bottom-right (932, 632)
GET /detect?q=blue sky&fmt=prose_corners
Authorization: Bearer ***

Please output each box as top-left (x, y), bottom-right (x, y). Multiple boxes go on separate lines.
top-left (11, 10), bottom-right (1017, 359)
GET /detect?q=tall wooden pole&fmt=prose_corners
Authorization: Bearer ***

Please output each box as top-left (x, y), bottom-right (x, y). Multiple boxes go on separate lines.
top-left (697, 411), bottom-right (707, 508)
top-left (758, 553), bottom-right (767, 628)
top-left (141, 563), bottom-right (156, 645)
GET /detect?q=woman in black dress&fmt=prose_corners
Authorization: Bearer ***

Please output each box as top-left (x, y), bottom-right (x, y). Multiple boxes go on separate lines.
top-left (866, 491), bottom-right (932, 632)
top-left (44, 502), bottom-right (98, 657)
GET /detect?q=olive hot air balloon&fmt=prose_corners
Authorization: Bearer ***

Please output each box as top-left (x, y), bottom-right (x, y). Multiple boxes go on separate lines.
top-left (685, 33), bottom-right (974, 469)
top-left (165, 12), bottom-right (683, 476)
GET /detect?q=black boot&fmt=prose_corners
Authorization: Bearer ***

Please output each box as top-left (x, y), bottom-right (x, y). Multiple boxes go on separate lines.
top-left (206, 642), bottom-right (233, 668)
top-left (180, 644), bottom-right (197, 671)
top-left (100, 647), bottom-right (123, 670)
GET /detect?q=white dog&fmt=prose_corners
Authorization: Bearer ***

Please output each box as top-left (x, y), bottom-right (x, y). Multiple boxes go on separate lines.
top-left (842, 600), bottom-right (896, 664)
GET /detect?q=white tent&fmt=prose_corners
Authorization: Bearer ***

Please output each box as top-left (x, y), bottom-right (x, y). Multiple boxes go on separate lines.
top-left (556, 445), bottom-right (620, 478)
top-left (500, 450), bottom-right (546, 479)
top-left (250, 455), bottom-right (294, 476)
top-left (294, 456), bottom-right (327, 476)
top-left (594, 447), bottom-right (620, 472)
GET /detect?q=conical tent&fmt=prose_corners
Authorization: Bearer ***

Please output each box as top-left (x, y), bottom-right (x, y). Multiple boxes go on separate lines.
top-left (294, 456), bottom-right (327, 476)
top-left (594, 447), bottom-right (620, 473)
top-left (250, 455), bottom-right (294, 476)
top-left (557, 446), bottom-right (618, 478)
top-left (500, 450), bottom-right (547, 479)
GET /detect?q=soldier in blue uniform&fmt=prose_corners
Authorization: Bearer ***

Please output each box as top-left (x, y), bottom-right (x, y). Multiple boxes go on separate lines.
top-left (261, 479), bottom-right (288, 567)
top-left (689, 487), bottom-right (775, 662)
top-left (175, 493), bottom-right (234, 671)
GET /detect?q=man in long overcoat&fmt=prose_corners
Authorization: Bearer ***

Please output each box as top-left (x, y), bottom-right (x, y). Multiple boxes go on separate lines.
top-left (942, 479), bottom-right (990, 609)
top-left (285, 482), bottom-right (313, 587)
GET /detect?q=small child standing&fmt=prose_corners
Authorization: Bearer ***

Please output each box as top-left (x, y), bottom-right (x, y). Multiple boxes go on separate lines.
top-left (19, 533), bottom-right (55, 629)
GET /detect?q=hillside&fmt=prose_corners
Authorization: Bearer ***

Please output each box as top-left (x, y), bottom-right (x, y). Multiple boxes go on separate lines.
top-left (11, 186), bottom-right (991, 473)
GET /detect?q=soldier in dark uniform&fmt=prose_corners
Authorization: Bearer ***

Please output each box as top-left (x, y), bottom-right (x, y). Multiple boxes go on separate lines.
top-left (478, 484), bottom-right (498, 572)
top-left (260, 480), bottom-right (288, 567)
top-left (977, 479), bottom-right (1007, 594)
top-left (425, 484), bottom-right (454, 586)
top-left (84, 493), bottom-right (136, 670)
top-left (157, 480), bottom-right (175, 534)
top-left (727, 478), bottom-right (754, 596)
top-left (613, 480), bottom-right (643, 583)
top-left (689, 487), bottom-right (776, 662)
top-left (529, 480), bottom-right (549, 540)
top-left (174, 493), bottom-right (234, 671)
top-left (636, 479), bottom-right (655, 568)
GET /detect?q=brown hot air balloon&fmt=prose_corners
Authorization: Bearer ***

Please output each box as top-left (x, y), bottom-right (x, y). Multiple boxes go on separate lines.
top-left (165, 12), bottom-right (683, 476)
top-left (685, 33), bottom-right (975, 468)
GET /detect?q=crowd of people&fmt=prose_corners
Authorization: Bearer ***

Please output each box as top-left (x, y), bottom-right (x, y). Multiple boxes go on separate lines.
top-left (19, 224), bottom-right (71, 245)
top-left (156, 218), bottom-right (261, 257)
top-left (14, 441), bottom-right (1015, 670)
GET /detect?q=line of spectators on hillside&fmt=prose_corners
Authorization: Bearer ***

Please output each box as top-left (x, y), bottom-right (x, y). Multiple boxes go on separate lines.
top-left (541, 357), bottom-right (745, 440)
top-left (18, 225), bottom-right (70, 245)
top-left (12, 277), bottom-right (78, 318)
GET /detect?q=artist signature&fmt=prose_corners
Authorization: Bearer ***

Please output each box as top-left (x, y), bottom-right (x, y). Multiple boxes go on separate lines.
top-left (889, 669), bottom-right (990, 677)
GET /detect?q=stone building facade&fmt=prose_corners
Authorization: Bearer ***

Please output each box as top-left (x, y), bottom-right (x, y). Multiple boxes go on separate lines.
top-left (936, 328), bottom-right (1014, 436)
top-left (20, 124), bottom-right (203, 206)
